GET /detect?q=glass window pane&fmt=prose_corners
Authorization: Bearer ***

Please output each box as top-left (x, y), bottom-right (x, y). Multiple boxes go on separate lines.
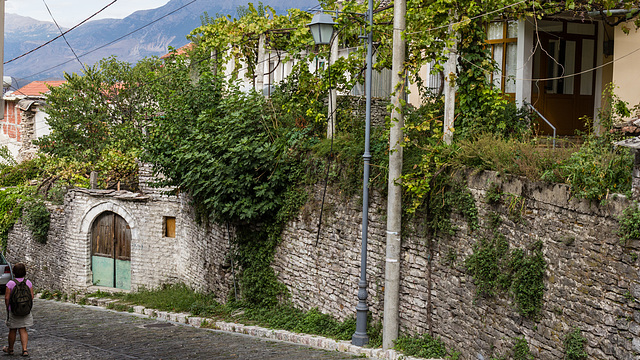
top-left (580, 39), bottom-right (595, 95)
top-left (563, 40), bottom-right (575, 95)
top-left (507, 21), bottom-right (518, 39)
top-left (505, 42), bottom-right (517, 93)
top-left (493, 44), bottom-right (503, 89)
top-left (488, 22), bottom-right (503, 40)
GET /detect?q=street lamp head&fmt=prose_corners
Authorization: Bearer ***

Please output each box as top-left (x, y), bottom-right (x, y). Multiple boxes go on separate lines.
top-left (307, 13), bottom-right (336, 45)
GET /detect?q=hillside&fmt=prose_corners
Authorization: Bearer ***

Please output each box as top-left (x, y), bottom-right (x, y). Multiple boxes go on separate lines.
top-left (4, 0), bottom-right (318, 82)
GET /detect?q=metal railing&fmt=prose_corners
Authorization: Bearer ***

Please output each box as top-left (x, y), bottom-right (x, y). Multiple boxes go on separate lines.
top-left (526, 102), bottom-right (556, 148)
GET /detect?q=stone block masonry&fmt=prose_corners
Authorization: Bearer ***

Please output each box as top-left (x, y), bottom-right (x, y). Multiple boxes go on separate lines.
top-left (7, 186), bottom-right (233, 303)
top-left (7, 168), bottom-right (640, 359)
top-left (272, 170), bottom-right (640, 360)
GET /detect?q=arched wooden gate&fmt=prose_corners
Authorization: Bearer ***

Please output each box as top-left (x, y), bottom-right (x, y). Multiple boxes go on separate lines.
top-left (91, 211), bottom-right (131, 290)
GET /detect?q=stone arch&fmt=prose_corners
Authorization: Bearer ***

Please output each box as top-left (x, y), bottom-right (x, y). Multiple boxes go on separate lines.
top-left (79, 201), bottom-right (138, 240)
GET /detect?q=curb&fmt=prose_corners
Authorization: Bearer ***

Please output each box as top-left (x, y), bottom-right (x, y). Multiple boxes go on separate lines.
top-left (52, 295), bottom-right (442, 360)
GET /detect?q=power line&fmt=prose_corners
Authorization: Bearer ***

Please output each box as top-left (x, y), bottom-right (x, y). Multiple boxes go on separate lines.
top-left (4, 0), bottom-right (118, 65)
top-left (16, 0), bottom-right (198, 80)
top-left (42, 0), bottom-right (89, 73)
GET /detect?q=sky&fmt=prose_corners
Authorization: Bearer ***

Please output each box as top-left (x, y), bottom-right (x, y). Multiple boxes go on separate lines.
top-left (5, 0), bottom-right (171, 27)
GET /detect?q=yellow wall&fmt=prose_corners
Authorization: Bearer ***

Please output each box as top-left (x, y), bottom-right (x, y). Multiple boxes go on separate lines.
top-left (612, 23), bottom-right (640, 109)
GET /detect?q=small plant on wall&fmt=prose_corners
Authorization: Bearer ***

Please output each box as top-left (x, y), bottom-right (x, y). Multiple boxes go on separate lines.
top-left (465, 234), bottom-right (546, 318)
top-left (513, 337), bottom-right (534, 360)
top-left (564, 327), bottom-right (588, 360)
top-left (618, 202), bottom-right (640, 244)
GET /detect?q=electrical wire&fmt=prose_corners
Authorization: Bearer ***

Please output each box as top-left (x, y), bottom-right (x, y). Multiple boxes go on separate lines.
top-left (4, 0), bottom-right (118, 65)
top-left (15, 0), bottom-right (198, 80)
top-left (42, 0), bottom-right (89, 73)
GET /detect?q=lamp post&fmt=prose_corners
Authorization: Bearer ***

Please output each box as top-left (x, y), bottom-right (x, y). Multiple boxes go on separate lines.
top-left (307, 1), bottom-right (373, 346)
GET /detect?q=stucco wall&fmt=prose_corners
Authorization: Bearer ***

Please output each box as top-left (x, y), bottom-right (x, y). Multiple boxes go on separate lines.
top-left (613, 22), bottom-right (640, 112)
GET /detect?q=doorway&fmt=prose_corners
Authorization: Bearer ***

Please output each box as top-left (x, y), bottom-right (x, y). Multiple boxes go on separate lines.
top-left (91, 211), bottom-right (131, 290)
top-left (531, 20), bottom-right (598, 135)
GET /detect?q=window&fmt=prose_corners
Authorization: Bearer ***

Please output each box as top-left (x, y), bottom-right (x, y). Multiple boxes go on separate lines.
top-left (163, 216), bottom-right (176, 238)
top-left (487, 21), bottom-right (518, 98)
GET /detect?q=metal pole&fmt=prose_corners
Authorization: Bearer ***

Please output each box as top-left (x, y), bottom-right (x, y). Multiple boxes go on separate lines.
top-left (352, 0), bottom-right (373, 347)
top-left (383, 0), bottom-right (405, 348)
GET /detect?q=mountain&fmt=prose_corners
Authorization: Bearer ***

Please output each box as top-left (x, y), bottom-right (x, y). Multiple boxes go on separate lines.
top-left (4, 0), bottom-right (319, 82)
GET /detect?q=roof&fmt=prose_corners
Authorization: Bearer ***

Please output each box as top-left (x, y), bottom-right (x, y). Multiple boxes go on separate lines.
top-left (11, 80), bottom-right (66, 97)
top-left (160, 43), bottom-right (195, 59)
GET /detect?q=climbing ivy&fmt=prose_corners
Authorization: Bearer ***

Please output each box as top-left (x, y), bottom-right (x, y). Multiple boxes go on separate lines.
top-left (466, 234), bottom-right (546, 318)
top-left (0, 187), bottom-right (50, 249)
top-left (619, 203), bottom-right (640, 244)
top-left (564, 327), bottom-right (588, 360)
top-left (513, 337), bottom-right (534, 360)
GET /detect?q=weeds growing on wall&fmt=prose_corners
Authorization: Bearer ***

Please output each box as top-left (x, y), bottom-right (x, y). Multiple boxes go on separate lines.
top-left (541, 134), bottom-right (633, 202)
top-left (0, 187), bottom-right (51, 249)
top-left (512, 337), bottom-right (534, 360)
top-left (564, 327), bottom-right (588, 360)
top-left (618, 203), bottom-right (640, 244)
top-left (465, 234), bottom-right (546, 318)
top-left (21, 198), bottom-right (50, 244)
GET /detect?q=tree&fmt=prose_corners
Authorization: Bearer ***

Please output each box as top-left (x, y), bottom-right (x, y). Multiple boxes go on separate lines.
top-left (36, 56), bottom-right (162, 165)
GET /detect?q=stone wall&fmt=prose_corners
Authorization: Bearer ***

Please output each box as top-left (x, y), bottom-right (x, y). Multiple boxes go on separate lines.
top-left (7, 187), bottom-right (232, 302)
top-left (272, 171), bottom-right (640, 360)
top-left (7, 169), bottom-right (640, 359)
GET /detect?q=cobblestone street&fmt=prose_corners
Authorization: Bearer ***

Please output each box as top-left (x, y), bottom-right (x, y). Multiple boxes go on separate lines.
top-left (2, 300), bottom-right (359, 360)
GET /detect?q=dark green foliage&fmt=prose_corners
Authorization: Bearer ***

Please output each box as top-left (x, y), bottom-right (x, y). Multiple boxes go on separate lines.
top-left (0, 188), bottom-right (31, 249)
top-left (0, 159), bottom-right (42, 186)
top-left (465, 234), bottom-right (510, 297)
top-left (466, 234), bottom-right (546, 318)
top-left (510, 242), bottom-right (546, 318)
top-left (454, 24), bottom-right (531, 141)
top-left (541, 135), bottom-right (633, 202)
top-left (246, 306), bottom-right (356, 340)
top-left (618, 203), bottom-right (640, 244)
top-left (417, 173), bottom-right (479, 238)
top-left (486, 182), bottom-right (503, 205)
top-left (234, 226), bottom-right (288, 308)
top-left (393, 333), bottom-right (449, 358)
top-left (145, 75), bottom-right (303, 225)
top-left (513, 337), bottom-right (534, 360)
top-left (22, 199), bottom-right (50, 244)
top-left (36, 57), bottom-right (160, 165)
top-left (564, 327), bottom-right (588, 360)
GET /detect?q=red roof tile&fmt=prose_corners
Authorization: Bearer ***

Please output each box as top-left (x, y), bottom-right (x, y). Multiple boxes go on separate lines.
top-left (160, 43), bottom-right (195, 59)
top-left (13, 80), bottom-right (66, 97)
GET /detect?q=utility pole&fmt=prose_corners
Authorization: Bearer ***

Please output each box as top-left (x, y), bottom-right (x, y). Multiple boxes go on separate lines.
top-left (383, 0), bottom-right (405, 349)
top-left (256, 33), bottom-right (266, 93)
top-left (443, 17), bottom-right (457, 144)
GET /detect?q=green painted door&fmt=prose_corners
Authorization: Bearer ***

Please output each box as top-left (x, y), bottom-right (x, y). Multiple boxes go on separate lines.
top-left (91, 212), bottom-right (131, 290)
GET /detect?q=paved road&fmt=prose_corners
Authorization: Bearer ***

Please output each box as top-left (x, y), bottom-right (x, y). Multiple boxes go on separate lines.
top-left (1, 300), bottom-right (359, 360)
